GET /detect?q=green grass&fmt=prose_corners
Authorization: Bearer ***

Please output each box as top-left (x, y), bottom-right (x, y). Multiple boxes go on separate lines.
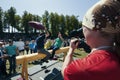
top-left (73, 48), bottom-right (88, 58)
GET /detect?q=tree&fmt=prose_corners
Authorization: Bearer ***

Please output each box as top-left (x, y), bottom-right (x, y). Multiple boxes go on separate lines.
top-left (7, 7), bottom-right (16, 33)
top-left (21, 11), bottom-right (33, 34)
top-left (65, 15), bottom-right (71, 34)
top-left (0, 6), bottom-right (82, 38)
top-left (3, 11), bottom-right (10, 32)
top-left (58, 14), bottom-right (66, 36)
top-left (42, 10), bottom-right (49, 30)
top-left (70, 15), bottom-right (79, 30)
top-left (32, 15), bottom-right (42, 33)
top-left (0, 7), bottom-right (3, 33)
top-left (49, 12), bottom-right (54, 36)
top-left (49, 12), bottom-right (60, 37)
top-left (14, 15), bottom-right (21, 32)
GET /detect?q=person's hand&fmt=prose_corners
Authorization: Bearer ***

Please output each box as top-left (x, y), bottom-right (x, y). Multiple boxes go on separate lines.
top-left (58, 32), bottom-right (62, 37)
top-left (3, 54), bottom-right (9, 59)
top-left (44, 26), bottom-right (47, 30)
top-left (70, 38), bottom-right (79, 50)
top-left (45, 32), bottom-right (49, 37)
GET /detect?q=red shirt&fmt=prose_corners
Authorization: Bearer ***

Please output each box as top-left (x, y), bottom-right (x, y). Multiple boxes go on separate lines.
top-left (64, 50), bottom-right (120, 80)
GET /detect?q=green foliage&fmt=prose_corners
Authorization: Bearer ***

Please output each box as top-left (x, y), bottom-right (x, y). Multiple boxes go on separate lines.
top-left (0, 7), bottom-right (3, 33)
top-left (0, 7), bottom-right (82, 38)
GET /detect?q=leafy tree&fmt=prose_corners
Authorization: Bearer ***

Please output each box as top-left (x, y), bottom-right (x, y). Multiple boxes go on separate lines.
top-left (70, 15), bottom-right (79, 30)
top-left (14, 15), bottom-right (21, 32)
top-left (42, 10), bottom-right (49, 30)
top-left (32, 15), bottom-right (42, 33)
top-left (49, 12), bottom-right (60, 37)
top-left (49, 12), bottom-right (55, 36)
top-left (58, 14), bottom-right (66, 36)
top-left (0, 7), bottom-right (3, 33)
top-left (7, 7), bottom-right (16, 33)
top-left (21, 11), bottom-right (33, 34)
top-left (0, 7), bottom-right (82, 39)
top-left (65, 15), bottom-right (71, 34)
top-left (3, 11), bottom-right (10, 32)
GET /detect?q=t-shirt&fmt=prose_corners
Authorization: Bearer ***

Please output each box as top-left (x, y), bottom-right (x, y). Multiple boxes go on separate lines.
top-left (53, 38), bottom-right (63, 48)
top-left (14, 41), bottom-right (25, 51)
top-left (44, 39), bottom-right (52, 49)
top-left (64, 50), bottom-right (120, 80)
top-left (5, 45), bottom-right (17, 56)
top-left (29, 42), bottom-right (35, 49)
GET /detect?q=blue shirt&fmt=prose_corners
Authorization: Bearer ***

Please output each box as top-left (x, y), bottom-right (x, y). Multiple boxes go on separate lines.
top-left (29, 42), bottom-right (35, 49)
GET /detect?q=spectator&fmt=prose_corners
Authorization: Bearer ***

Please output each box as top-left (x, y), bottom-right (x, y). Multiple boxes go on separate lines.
top-left (14, 39), bottom-right (25, 55)
top-left (62, 0), bottom-right (120, 80)
top-left (24, 40), bottom-right (29, 54)
top-left (44, 31), bottom-right (52, 50)
top-left (29, 39), bottom-right (36, 54)
top-left (0, 42), bottom-right (8, 79)
top-left (5, 39), bottom-right (18, 75)
top-left (48, 32), bottom-right (64, 60)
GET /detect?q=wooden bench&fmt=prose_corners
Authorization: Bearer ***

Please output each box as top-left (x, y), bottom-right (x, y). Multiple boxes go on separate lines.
top-left (16, 46), bottom-right (70, 80)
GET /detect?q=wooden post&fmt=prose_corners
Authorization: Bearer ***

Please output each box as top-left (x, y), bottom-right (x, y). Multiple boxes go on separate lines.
top-left (16, 46), bottom-right (70, 80)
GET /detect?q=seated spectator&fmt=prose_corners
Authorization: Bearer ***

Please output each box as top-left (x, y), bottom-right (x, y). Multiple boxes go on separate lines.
top-left (48, 32), bottom-right (64, 60)
top-left (44, 32), bottom-right (52, 50)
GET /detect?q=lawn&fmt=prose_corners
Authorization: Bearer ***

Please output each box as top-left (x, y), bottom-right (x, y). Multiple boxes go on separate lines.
top-left (74, 48), bottom-right (88, 58)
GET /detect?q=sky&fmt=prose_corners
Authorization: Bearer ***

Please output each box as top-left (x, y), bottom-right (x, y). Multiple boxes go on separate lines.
top-left (0, 0), bottom-right (98, 21)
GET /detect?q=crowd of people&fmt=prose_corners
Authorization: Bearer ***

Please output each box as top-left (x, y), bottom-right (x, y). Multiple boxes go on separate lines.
top-left (0, 29), bottom-right (67, 79)
top-left (1, 0), bottom-right (120, 80)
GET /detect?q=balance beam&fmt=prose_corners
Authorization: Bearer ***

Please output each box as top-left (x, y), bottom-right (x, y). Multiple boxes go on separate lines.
top-left (49, 46), bottom-right (70, 61)
top-left (16, 53), bottom-right (46, 80)
top-left (16, 46), bottom-right (70, 80)
top-left (16, 55), bottom-right (25, 65)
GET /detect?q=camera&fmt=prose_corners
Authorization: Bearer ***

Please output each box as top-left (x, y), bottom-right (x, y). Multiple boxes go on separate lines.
top-left (69, 28), bottom-right (91, 53)
top-left (69, 28), bottom-right (84, 39)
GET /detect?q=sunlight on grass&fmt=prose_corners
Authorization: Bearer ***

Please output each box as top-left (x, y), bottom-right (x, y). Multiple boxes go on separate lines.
top-left (74, 48), bottom-right (88, 59)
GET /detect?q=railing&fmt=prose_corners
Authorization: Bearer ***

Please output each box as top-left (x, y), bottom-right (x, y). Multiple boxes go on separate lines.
top-left (16, 46), bottom-right (69, 80)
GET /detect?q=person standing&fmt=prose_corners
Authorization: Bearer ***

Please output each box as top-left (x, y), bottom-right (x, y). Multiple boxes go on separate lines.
top-left (5, 39), bottom-right (18, 75)
top-left (18, 39), bottom-right (25, 55)
top-left (62, 0), bottom-right (120, 80)
top-left (0, 42), bottom-right (8, 79)
top-left (29, 39), bottom-right (36, 54)
top-left (24, 40), bottom-right (29, 54)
